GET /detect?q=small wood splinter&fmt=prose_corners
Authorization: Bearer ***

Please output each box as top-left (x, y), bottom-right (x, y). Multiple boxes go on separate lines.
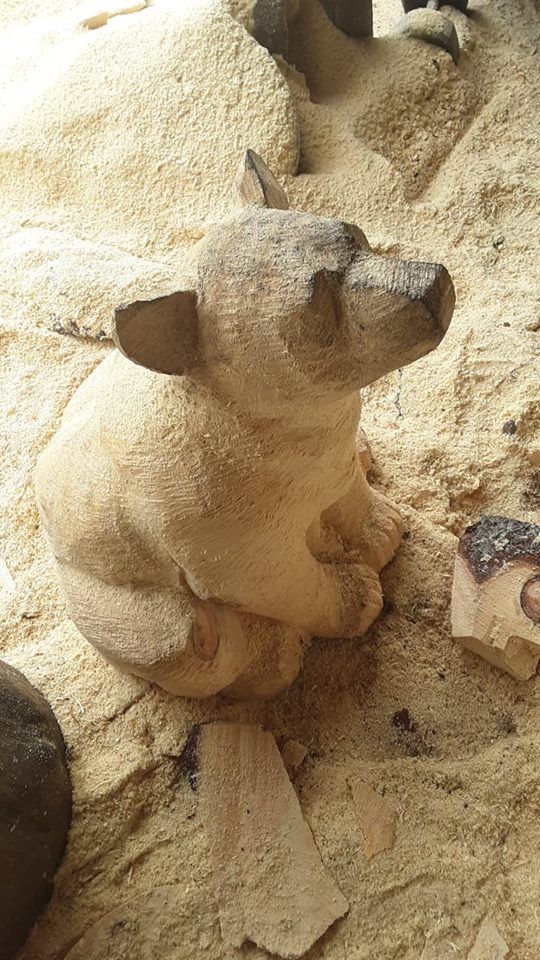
top-left (452, 515), bottom-right (540, 680)
top-left (349, 778), bottom-right (396, 859)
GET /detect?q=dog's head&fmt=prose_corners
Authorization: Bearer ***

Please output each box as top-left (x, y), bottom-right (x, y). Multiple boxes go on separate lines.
top-left (113, 151), bottom-right (454, 407)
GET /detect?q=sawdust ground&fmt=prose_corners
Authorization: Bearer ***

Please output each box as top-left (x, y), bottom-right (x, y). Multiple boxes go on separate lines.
top-left (0, 0), bottom-right (539, 957)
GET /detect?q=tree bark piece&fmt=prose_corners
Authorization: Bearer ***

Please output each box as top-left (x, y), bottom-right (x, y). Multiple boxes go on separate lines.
top-left (0, 661), bottom-right (71, 960)
top-left (452, 515), bottom-right (540, 680)
top-left (349, 778), bottom-right (396, 859)
top-left (197, 722), bottom-right (348, 959)
top-left (320, 0), bottom-right (373, 38)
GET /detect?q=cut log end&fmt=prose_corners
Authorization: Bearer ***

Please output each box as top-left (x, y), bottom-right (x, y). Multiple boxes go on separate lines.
top-left (521, 576), bottom-right (540, 623)
top-left (452, 515), bottom-right (540, 681)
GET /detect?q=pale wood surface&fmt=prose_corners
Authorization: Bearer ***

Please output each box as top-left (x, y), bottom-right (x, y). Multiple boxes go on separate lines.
top-left (197, 722), bottom-right (349, 959)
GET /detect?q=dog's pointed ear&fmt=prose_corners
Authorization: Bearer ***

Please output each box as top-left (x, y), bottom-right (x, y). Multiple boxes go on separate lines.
top-left (234, 149), bottom-right (289, 210)
top-left (113, 290), bottom-right (198, 376)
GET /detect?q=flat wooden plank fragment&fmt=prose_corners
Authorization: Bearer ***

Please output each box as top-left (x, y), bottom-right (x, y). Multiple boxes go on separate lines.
top-left (452, 515), bottom-right (540, 680)
top-left (82, 1), bottom-right (146, 29)
top-left (197, 722), bottom-right (348, 959)
top-left (349, 779), bottom-right (396, 859)
top-left (467, 917), bottom-right (509, 960)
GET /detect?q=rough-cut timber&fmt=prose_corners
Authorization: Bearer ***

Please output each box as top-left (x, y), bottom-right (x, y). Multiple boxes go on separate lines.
top-left (0, 661), bottom-right (71, 960)
top-left (197, 723), bottom-right (349, 958)
top-left (452, 515), bottom-right (540, 680)
top-left (35, 149), bottom-right (454, 699)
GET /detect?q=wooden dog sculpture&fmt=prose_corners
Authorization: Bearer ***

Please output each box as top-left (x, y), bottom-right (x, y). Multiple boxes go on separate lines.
top-left (36, 151), bottom-right (455, 698)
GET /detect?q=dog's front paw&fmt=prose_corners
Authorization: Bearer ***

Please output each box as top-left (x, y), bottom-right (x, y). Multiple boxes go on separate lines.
top-left (349, 490), bottom-right (404, 572)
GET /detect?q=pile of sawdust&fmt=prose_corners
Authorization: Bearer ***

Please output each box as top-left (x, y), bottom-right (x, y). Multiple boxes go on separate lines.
top-left (0, 0), bottom-right (538, 957)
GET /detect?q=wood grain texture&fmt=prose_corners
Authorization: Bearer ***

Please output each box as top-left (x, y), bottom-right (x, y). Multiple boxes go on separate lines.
top-left (35, 150), bottom-right (454, 699)
top-left (198, 723), bottom-right (348, 958)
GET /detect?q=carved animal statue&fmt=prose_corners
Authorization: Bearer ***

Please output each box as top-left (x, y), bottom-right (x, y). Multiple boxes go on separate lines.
top-left (35, 151), bottom-right (455, 699)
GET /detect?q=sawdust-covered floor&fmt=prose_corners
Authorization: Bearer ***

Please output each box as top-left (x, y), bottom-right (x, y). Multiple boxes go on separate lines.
top-left (1, 0), bottom-right (539, 957)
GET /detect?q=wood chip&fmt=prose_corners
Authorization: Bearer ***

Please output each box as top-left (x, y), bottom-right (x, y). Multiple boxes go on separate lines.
top-left (452, 515), bottom-right (540, 680)
top-left (234, 148), bottom-right (289, 211)
top-left (467, 917), bottom-right (509, 960)
top-left (349, 779), bottom-right (396, 859)
top-left (281, 738), bottom-right (308, 775)
top-left (197, 722), bottom-right (348, 959)
top-left (82, 1), bottom-right (146, 29)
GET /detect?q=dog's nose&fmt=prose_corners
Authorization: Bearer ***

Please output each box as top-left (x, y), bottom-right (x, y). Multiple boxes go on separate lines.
top-left (348, 254), bottom-right (455, 332)
top-left (344, 253), bottom-right (455, 386)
